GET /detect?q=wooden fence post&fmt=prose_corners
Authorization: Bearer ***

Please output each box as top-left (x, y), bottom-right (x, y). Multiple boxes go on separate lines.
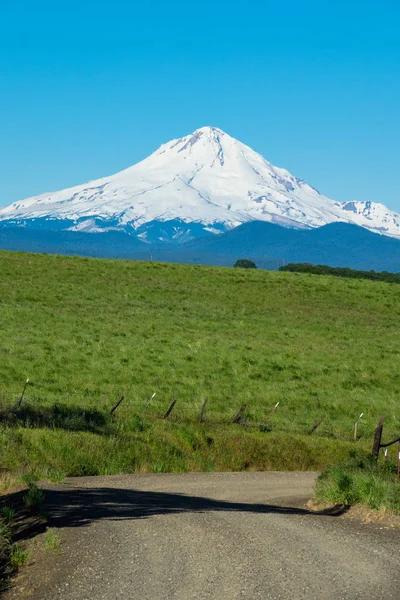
top-left (309, 418), bottom-right (323, 434)
top-left (354, 413), bottom-right (363, 441)
top-left (163, 400), bottom-right (177, 420)
top-left (110, 396), bottom-right (124, 415)
top-left (17, 378), bottom-right (29, 409)
top-left (145, 392), bottom-right (156, 409)
top-left (372, 416), bottom-right (384, 457)
top-left (200, 399), bottom-right (208, 423)
top-left (232, 405), bottom-right (247, 424)
top-left (398, 441), bottom-right (400, 479)
top-left (262, 402), bottom-right (279, 424)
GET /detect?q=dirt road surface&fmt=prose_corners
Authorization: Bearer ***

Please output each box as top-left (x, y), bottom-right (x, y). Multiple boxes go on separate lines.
top-left (5, 472), bottom-right (400, 599)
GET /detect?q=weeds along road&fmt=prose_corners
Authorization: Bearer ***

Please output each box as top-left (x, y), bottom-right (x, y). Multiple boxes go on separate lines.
top-left (6, 472), bottom-right (400, 600)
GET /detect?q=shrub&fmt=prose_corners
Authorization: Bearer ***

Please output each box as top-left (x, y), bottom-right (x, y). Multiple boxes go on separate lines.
top-left (234, 259), bottom-right (257, 269)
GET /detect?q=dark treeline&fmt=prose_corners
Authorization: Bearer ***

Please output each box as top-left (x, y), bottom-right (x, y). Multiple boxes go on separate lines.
top-left (279, 263), bottom-right (400, 284)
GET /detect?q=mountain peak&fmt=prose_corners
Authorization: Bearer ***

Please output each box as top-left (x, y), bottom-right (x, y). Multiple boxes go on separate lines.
top-left (1, 128), bottom-right (400, 242)
top-left (158, 125), bottom-right (229, 156)
top-left (189, 126), bottom-right (227, 148)
top-left (193, 125), bottom-right (226, 135)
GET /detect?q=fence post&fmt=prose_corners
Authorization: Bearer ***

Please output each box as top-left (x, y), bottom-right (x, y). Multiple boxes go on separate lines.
top-left (232, 405), bottom-right (247, 424)
top-left (309, 418), bottom-right (323, 434)
top-left (354, 413), bottom-right (363, 441)
top-left (372, 416), bottom-right (384, 457)
top-left (145, 392), bottom-right (156, 409)
top-left (17, 378), bottom-right (30, 409)
top-left (163, 400), bottom-right (177, 420)
top-left (200, 399), bottom-right (208, 423)
top-left (110, 396), bottom-right (124, 415)
top-left (262, 402), bottom-right (279, 424)
top-left (398, 441), bottom-right (400, 479)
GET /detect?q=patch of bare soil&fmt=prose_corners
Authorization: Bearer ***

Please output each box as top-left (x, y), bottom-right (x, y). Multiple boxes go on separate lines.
top-left (344, 504), bottom-right (400, 528)
top-left (307, 499), bottom-right (400, 528)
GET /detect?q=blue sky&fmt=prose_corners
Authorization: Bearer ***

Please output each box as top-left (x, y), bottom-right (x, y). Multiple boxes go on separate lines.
top-left (1, 0), bottom-right (399, 210)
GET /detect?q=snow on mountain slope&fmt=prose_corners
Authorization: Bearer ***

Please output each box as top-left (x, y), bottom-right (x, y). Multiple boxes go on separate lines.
top-left (1, 126), bottom-right (400, 241)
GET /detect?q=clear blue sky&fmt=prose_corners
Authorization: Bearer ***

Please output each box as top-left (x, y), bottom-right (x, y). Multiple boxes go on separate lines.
top-left (1, 0), bottom-right (399, 210)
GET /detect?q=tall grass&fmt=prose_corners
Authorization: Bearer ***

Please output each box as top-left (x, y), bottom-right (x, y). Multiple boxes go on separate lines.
top-left (0, 417), bottom-right (360, 476)
top-left (316, 451), bottom-right (400, 514)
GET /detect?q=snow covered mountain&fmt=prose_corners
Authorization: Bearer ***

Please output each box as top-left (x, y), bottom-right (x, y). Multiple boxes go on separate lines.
top-left (1, 126), bottom-right (400, 242)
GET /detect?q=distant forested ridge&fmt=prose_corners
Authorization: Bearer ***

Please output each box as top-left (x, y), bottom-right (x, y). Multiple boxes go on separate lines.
top-left (279, 263), bottom-right (400, 284)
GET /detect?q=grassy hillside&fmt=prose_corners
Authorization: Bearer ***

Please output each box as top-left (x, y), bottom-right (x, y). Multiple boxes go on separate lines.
top-left (0, 250), bottom-right (399, 477)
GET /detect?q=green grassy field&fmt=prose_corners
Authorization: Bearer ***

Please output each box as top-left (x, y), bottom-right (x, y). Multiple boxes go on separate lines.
top-left (0, 250), bottom-right (399, 477)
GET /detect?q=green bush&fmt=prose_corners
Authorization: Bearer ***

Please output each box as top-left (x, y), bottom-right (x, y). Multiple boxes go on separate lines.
top-left (234, 259), bottom-right (257, 268)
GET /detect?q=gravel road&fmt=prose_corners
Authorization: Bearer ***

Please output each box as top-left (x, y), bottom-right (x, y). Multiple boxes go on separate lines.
top-left (6, 472), bottom-right (400, 600)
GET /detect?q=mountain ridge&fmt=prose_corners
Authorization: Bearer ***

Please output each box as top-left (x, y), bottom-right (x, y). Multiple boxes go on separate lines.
top-left (1, 126), bottom-right (400, 241)
top-left (2, 221), bottom-right (400, 272)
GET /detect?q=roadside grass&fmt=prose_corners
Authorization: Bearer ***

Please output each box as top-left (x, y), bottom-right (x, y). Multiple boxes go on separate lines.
top-left (316, 451), bottom-right (400, 515)
top-left (0, 421), bottom-right (363, 476)
top-left (10, 546), bottom-right (29, 571)
top-left (0, 505), bottom-right (16, 583)
top-left (0, 472), bottom-right (22, 494)
top-left (0, 534), bottom-right (9, 586)
top-left (0, 251), bottom-right (399, 476)
top-left (0, 519), bottom-right (12, 544)
top-left (0, 481), bottom-right (44, 586)
top-left (0, 507), bottom-right (15, 524)
top-left (23, 483), bottom-right (45, 515)
top-left (44, 529), bottom-right (62, 554)
top-left (0, 476), bottom-right (23, 584)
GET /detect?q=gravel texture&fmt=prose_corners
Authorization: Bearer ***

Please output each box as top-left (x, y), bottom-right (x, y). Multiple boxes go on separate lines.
top-left (5, 472), bottom-right (400, 600)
